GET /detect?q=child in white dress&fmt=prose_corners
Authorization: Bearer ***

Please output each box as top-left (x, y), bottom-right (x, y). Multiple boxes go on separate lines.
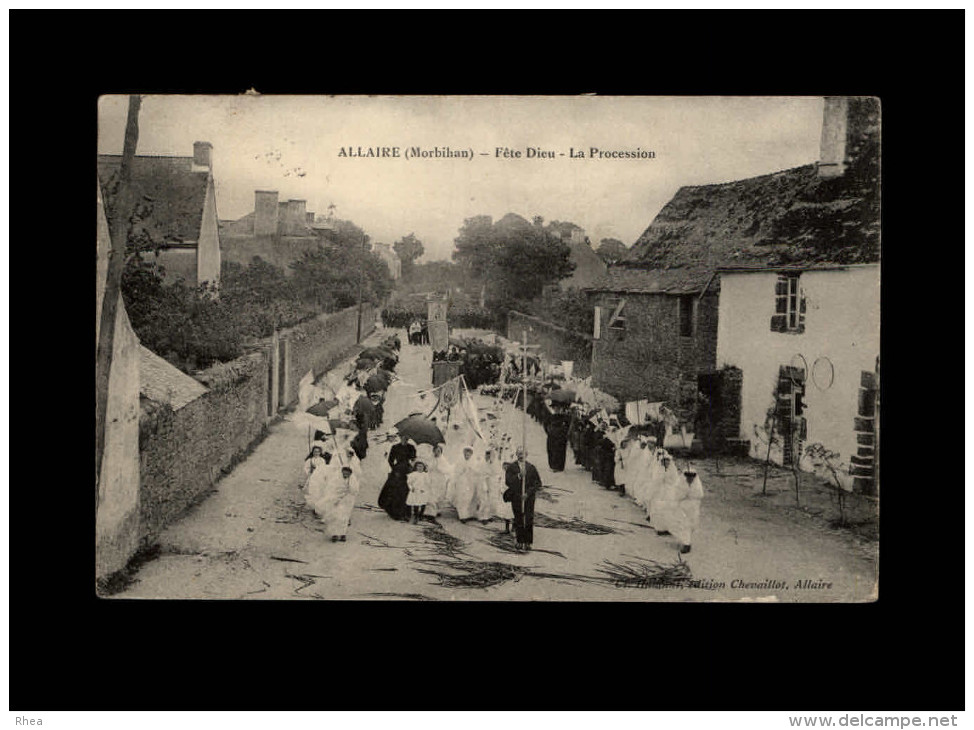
top-left (407, 461), bottom-right (432, 524)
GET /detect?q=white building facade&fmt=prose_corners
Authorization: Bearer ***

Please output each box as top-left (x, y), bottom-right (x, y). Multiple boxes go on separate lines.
top-left (715, 264), bottom-right (880, 492)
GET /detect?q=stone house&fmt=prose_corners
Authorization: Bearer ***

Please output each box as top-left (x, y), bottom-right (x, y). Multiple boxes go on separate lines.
top-left (220, 189), bottom-right (330, 272)
top-left (97, 141), bottom-right (222, 288)
top-left (585, 267), bottom-right (719, 420)
top-left (586, 96), bottom-right (879, 493)
top-left (370, 241), bottom-right (402, 280)
top-left (558, 227), bottom-right (608, 291)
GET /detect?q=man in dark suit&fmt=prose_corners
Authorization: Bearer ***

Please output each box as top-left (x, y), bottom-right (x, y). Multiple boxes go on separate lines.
top-left (504, 447), bottom-right (543, 551)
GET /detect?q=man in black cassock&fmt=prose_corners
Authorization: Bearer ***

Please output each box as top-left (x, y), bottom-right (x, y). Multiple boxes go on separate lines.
top-left (503, 448), bottom-right (542, 551)
top-left (545, 407), bottom-right (572, 472)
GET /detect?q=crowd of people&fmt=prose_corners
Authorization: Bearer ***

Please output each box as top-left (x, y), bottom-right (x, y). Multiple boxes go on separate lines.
top-left (431, 342), bottom-right (504, 389)
top-left (373, 430), bottom-right (541, 551)
top-left (299, 322), bottom-right (702, 555)
top-left (514, 383), bottom-right (703, 553)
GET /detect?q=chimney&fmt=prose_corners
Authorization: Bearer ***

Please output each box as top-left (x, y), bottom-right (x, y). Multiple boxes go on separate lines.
top-left (193, 141), bottom-right (213, 170)
top-left (254, 190), bottom-right (279, 236)
top-left (286, 199), bottom-right (307, 235)
top-left (818, 97), bottom-right (849, 178)
top-left (306, 212), bottom-right (315, 225)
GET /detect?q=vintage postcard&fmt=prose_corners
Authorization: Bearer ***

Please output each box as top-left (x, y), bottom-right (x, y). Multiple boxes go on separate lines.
top-left (96, 94), bottom-right (879, 602)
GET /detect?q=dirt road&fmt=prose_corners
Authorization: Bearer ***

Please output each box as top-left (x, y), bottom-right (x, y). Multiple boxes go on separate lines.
top-left (117, 328), bottom-right (878, 602)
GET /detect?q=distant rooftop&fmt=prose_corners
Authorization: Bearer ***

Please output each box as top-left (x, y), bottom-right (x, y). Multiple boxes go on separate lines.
top-left (97, 155), bottom-right (209, 244)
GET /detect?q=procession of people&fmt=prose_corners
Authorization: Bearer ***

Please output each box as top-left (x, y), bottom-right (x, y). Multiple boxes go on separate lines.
top-left (295, 321), bottom-right (703, 556)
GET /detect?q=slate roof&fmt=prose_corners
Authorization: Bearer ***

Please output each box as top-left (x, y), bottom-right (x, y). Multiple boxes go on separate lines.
top-left (97, 155), bottom-right (209, 244)
top-left (584, 265), bottom-right (709, 295)
top-left (622, 97), bottom-right (880, 276)
top-left (139, 345), bottom-right (208, 409)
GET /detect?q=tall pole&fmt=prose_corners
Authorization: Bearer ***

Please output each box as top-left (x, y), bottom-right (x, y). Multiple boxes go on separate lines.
top-left (357, 232), bottom-right (365, 343)
top-left (521, 329), bottom-right (528, 545)
top-left (96, 94), bottom-right (141, 510)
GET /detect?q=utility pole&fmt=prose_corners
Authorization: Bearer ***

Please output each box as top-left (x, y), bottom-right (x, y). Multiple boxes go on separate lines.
top-left (357, 232), bottom-right (366, 343)
top-left (521, 328), bottom-right (528, 543)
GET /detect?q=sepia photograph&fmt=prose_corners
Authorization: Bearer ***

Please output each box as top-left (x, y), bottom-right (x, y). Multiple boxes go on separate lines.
top-left (95, 93), bottom-right (880, 603)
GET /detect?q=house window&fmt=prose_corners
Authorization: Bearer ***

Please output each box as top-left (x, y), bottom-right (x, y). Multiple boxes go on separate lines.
top-left (608, 299), bottom-right (627, 331)
top-left (771, 274), bottom-right (806, 333)
top-left (678, 295), bottom-right (695, 337)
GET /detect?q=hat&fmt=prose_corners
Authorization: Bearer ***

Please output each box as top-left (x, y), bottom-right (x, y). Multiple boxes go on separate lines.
top-left (463, 445), bottom-right (474, 453)
top-left (413, 460), bottom-right (427, 470)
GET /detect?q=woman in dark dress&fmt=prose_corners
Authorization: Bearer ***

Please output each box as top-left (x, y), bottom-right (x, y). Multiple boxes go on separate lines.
top-left (545, 409), bottom-right (571, 472)
top-left (594, 428), bottom-right (617, 488)
top-left (378, 435), bottom-right (416, 521)
top-left (568, 410), bottom-right (582, 466)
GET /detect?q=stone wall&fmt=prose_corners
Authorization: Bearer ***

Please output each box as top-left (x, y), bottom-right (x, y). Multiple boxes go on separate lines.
top-left (283, 304), bottom-right (374, 409)
top-left (506, 311), bottom-right (593, 378)
top-left (137, 304), bottom-right (375, 542)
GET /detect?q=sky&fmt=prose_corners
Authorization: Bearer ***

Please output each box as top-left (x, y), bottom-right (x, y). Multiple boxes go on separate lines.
top-left (98, 95), bottom-right (825, 262)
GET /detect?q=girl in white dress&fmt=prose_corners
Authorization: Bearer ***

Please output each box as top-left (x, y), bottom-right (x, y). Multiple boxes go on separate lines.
top-left (450, 446), bottom-right (481, 523)
top-left (650, 452), bottom-right (687, 541)
top-left (484, 448), bottom-right (513, 533)
top-left (407, 461), bottom-right (432, 524)
top-left (309, 465), bottom-right (360, 542)
top-left (627, 439), bottom-right (651, 509)
top-left (672, 468), bottom-right (705, 553)
top-left (427, 444), bottom-right (454, 520)
top-left (303, 445), bottom-right (329, 490)
top-left (475, 448), bottom-right (496, 524)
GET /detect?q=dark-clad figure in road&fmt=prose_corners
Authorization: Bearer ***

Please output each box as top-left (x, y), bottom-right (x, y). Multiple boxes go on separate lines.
top-left (545, 408), bottom-right (571, 472)
top-left (378, 434), bottom-right (416, 521)
top-left (503, 447), bottom-right (542, 551)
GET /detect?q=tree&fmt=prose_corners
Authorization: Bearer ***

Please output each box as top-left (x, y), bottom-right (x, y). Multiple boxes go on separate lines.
top-left (393, 232), bottom-right (425, 279)
top-left (96, 94), bottom-right (141, 509)
top-left (452, 213), bottom-right (575, 309)
top-left (290, 242), bottom-right (393, 312)
top-left (596, 237), bottom-right (628, 264)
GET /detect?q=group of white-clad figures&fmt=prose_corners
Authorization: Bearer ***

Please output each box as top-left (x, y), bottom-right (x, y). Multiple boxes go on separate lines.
top-left (301, 439), bottom-right (363, 542)
top-left (613, 431), bottom-right (705, 554)
top-left (404, 441), bottom-right (515, 530)
top-left (300, 429), bottom-right (521, 542)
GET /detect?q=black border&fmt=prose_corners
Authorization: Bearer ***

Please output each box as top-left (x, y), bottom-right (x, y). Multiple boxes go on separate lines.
top-left (11, 9), bottom-right (962, 712)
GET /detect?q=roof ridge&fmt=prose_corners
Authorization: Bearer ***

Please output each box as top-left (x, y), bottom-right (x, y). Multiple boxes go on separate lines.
top-left (674, 163), bottom-right (816, 193)
top-left (98, 153), bottom-right (194, 160)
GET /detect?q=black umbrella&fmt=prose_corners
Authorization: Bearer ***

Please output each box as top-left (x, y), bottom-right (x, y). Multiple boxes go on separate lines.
top-left (361, 346), bottom-right (396, 361)
top-left (365, 372), bottom-right (391, 393)
top-left (355, 357), bottom-right (378, 370)
top-left (306, 398), bottom-right (340, 416)
top-left (394, 415), bottom-right (445, 446)
top-left (548, 389), bottom-right (576, 404)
